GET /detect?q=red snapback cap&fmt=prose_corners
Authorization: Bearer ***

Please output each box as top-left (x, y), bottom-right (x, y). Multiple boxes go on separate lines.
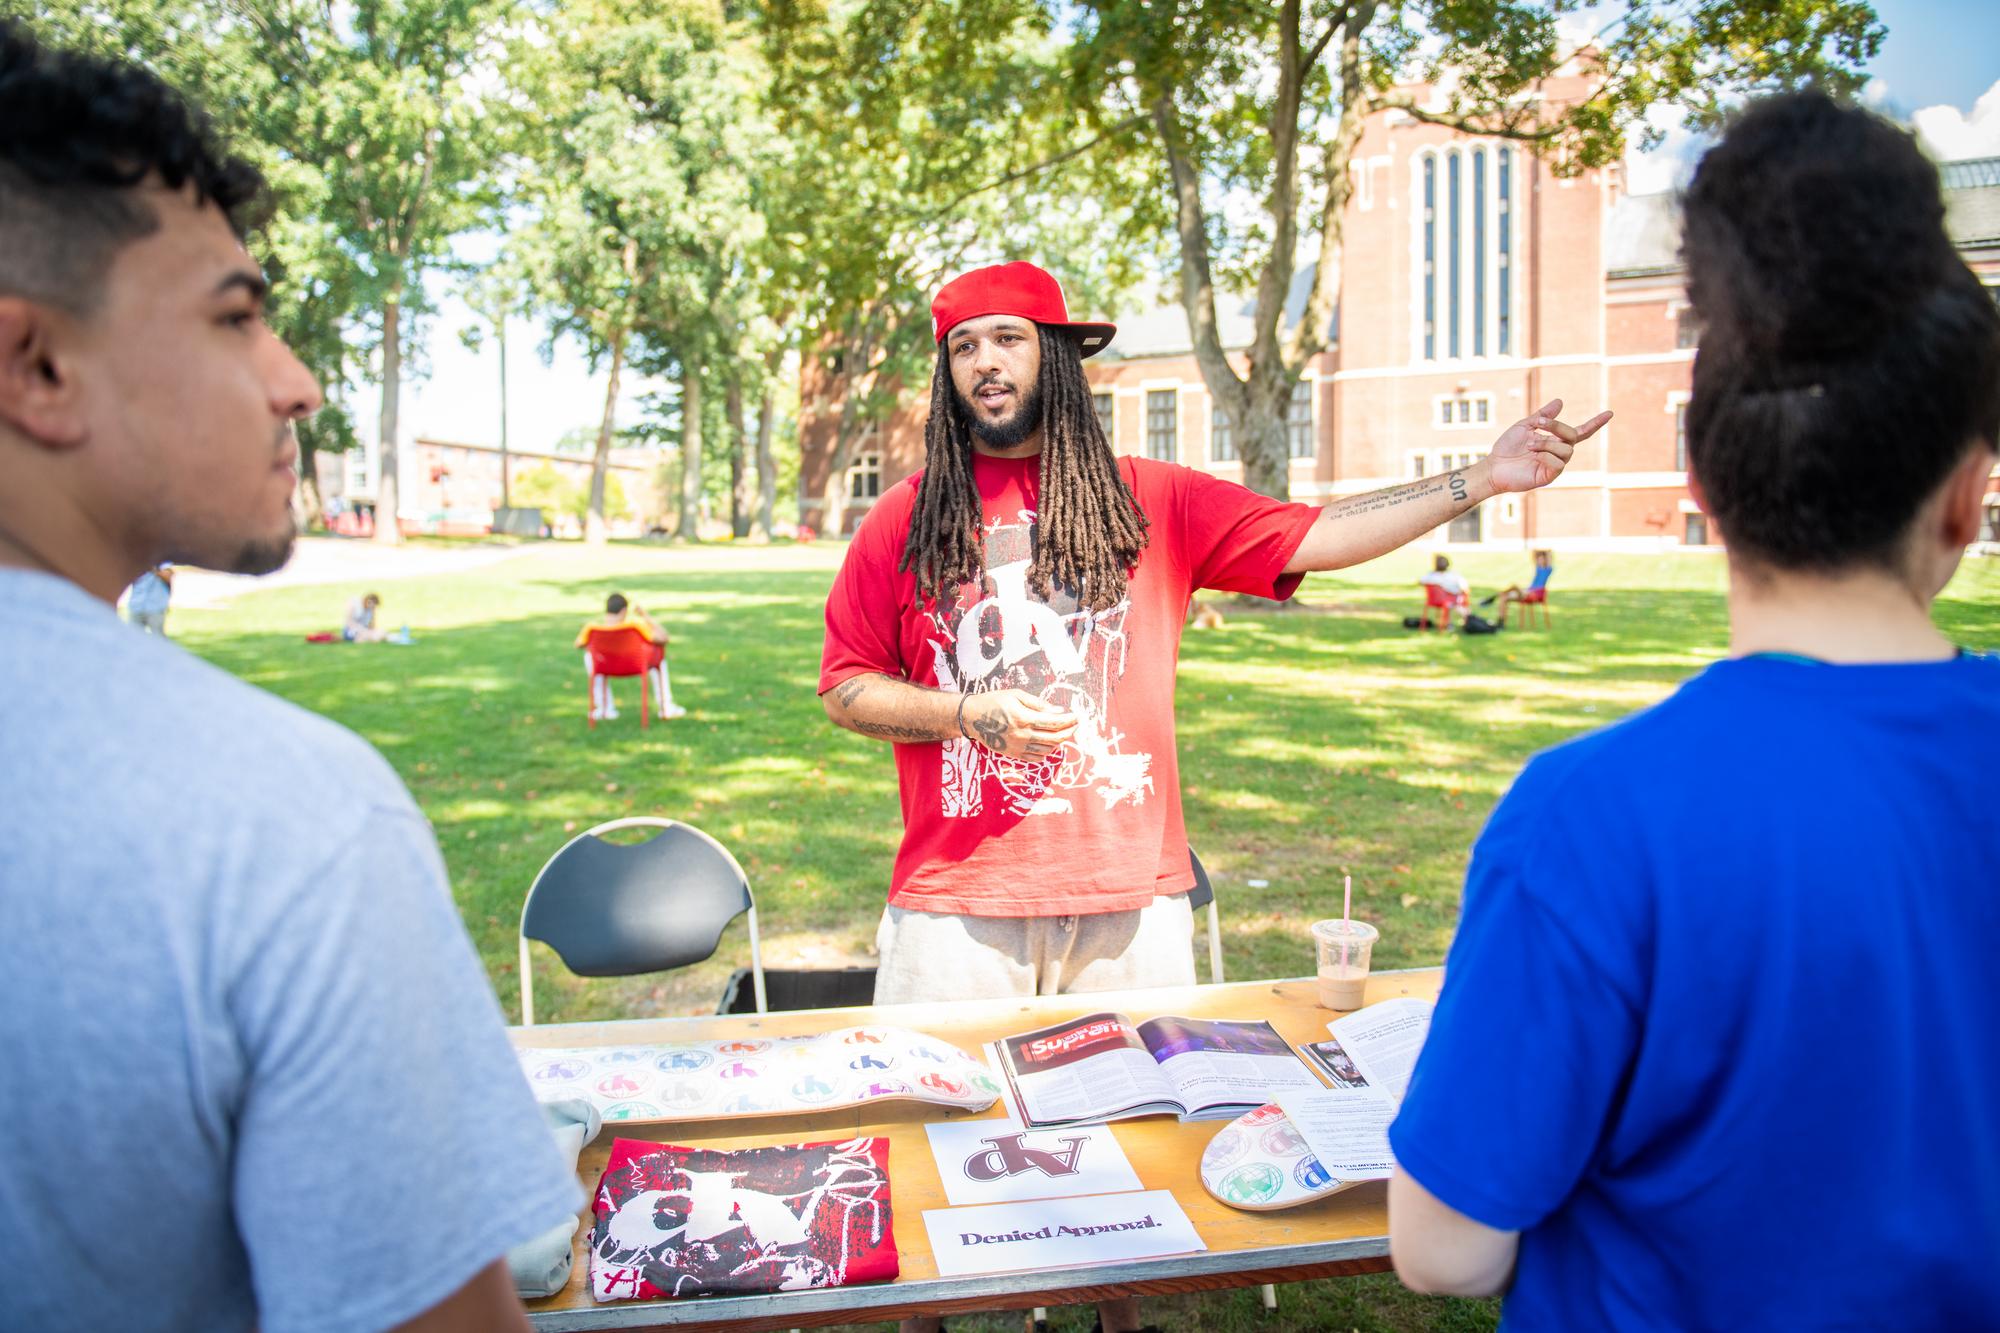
top-left (931, 261), bottom-right (1118, 359)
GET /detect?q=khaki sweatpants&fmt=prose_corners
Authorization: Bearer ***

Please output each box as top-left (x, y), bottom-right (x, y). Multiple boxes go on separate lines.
top-left (872, 894), bottom-right (1196, 1004)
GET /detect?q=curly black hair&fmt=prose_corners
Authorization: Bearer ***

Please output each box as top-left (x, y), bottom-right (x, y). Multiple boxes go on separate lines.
top-left (901, 324), bottom-right (1150, 612)
top-left (0, 19), bottom-right (263, 313)
top-left (1682, 91), bottom-right (2000, 572)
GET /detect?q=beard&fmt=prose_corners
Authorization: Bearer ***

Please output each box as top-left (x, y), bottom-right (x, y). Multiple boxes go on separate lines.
top-left (959, 377), bottom-right (1045, 450)
top-left (228, 512), bottom-right (298, 576)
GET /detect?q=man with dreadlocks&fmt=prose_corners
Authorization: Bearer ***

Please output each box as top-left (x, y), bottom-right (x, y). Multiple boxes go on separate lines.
top-left (821, 260), bottom-right (1604, 1333)
top-left (821, 259), bottom-right (1608, 998)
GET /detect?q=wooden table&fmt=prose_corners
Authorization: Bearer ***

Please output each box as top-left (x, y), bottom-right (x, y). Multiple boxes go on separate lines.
top-left (515, 967), bottom-right (1442, 1331)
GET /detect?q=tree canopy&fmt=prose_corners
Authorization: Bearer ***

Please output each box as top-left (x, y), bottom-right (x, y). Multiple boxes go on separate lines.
top-left (13, 0), bottom-right (1885, 519)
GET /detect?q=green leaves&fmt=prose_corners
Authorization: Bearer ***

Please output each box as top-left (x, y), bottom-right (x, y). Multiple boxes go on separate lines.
top-left (18, 0), bottom-right (1883, 521)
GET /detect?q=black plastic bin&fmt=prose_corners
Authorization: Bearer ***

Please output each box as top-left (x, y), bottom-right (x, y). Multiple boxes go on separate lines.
top-left (717, 966), bottom-right (879, 1015)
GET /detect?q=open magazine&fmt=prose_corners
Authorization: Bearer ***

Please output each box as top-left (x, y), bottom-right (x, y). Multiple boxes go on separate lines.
top-left (1276, 996), bottom-right (1435, 1183)
top-left (997, 1013), bottom-right (1322, 1128)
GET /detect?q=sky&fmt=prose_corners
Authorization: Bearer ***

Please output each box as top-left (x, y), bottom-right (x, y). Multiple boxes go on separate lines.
top-left (355, 5), bottom-right (2000, 469)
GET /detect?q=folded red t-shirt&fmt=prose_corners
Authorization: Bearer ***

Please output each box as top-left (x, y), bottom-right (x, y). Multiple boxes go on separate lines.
top-left (589, 1136), bottom-right (897, 1302)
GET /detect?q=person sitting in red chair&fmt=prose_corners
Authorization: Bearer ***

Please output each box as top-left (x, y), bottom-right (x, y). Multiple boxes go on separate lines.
top-left (1417, 555), bottom-right (1471, 629)
top-left (576, 593), bottom-right (684, 721)
top-left (1482, 549), bottom-right (1554, 625)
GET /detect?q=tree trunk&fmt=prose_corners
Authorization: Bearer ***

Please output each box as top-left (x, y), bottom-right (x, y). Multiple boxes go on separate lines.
top-left (677, 368), bottom-right (703, 539)
top-left (498, 317), bottom-right (511, 511)
top-left (1238, 382), bottom-right (1294, 500)
top-left (373, 295), bottom-right (403, 544)
top-left (813, 315), bottom-right (884, 539)
top-left (586, 325), bottom-right (627, 545)
top-left (1148, 4), bottom-right (1375, 504)
top-left (753, 375), bottom-right (777, 543)
top-left (728, 373), bottom-right (753, 539)
top-left (819, 420), bottom-right (866, 541)
top-left (296, 429), bottom-right (326, 531)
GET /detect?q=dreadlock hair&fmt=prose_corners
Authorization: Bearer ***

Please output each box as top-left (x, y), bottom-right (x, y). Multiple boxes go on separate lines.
top-left (900, 323), bottom-right (1150, 612)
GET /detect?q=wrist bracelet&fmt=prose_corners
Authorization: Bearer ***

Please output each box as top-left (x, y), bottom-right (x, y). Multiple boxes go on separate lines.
top-left (956, 691), bottom-right (972, 743)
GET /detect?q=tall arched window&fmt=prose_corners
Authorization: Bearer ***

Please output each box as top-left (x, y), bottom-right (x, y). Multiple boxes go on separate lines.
top-left (1447, 151), bottom-right (1461, 357)
top-left (1415, 142), bottom-right (1515, 361)
top-left (1472, 148), bottom-right (1486, 357)
top-left (1422, 156), bottom-right (1437, 360)
top-left (1498, 147), bottom-right (1513, 356)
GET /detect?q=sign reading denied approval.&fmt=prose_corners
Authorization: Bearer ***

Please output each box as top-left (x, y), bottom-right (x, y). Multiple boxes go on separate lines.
top-left (922, 1191), bottom-right (1205, 1277)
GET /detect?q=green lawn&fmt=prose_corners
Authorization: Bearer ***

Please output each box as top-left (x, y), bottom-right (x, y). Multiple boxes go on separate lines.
top-left (172, 539), bottom-right (2000, 1333)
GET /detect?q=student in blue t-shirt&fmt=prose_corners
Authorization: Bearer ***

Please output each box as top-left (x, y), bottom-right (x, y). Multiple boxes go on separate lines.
top-left (1480, 550), bottom-right (1551, 621)
top-left (1386, 92), bottom-right (2000, 1329)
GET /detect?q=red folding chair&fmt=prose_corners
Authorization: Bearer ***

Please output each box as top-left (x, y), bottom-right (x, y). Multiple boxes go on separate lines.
top-left (1423, 582), bottom-right (1467, 629)
top-left (580, 624), bottom-right (656, 730)
top-left (1511, 586), bottom-right (1552, 629)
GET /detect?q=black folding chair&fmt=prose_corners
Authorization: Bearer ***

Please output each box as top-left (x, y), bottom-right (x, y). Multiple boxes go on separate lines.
top-left (517, 817), bottom-right (765, 1024)
top-left (1189, 847), bottom-right (1227, 983)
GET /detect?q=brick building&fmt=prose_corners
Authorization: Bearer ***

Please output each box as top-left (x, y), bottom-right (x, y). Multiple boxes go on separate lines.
top-left (321, 437), bottom-right (666, 538)
top-left (800, 83), bottom-right (2000, 549)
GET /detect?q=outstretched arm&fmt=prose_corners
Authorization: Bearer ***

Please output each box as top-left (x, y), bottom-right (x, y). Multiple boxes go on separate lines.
top-left (821, 673), bottom-right (1077, 760)
top-left (1284, 400), bottom-right (1610, 574)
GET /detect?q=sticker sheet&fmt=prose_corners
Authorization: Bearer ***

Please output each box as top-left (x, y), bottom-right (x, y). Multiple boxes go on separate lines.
top-left (519, 1025), bottom-right (1000, 1123)
top-left (1198, 1102), bottom-right (1351, 1212)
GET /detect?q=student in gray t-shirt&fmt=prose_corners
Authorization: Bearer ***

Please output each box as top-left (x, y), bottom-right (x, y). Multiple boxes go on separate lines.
top-left (0, 25), bottom-right (578, 1332)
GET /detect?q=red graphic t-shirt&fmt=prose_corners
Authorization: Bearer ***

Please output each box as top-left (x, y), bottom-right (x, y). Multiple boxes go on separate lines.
top-left (819, 453), bottom-right (1318, 916)
top-left (590, 1136), bottom-right (897, 1301)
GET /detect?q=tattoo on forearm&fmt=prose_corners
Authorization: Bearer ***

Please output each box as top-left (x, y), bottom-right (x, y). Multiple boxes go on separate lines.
top-left (1327, 477), bottom-right (1447, 518)
top-left (832, 675), bottom-right (871, 710)
top-left (851, 718), bottom-right (944, 742)
top-left (1325, 469), bottom-right (1476, 523)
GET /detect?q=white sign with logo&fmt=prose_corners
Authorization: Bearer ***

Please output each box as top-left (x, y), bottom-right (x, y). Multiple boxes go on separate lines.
top-left (924, 1118), bottom-right (1143, 1206)
top-left (923, 1191), bottom-right (1205, 1277)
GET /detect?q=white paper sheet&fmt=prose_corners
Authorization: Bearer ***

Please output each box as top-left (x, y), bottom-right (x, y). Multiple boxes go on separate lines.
top-left (1272, 1089), bottom-right (1399, 1180)
top-left (1326, 997), bottom-right (1433, 1103)
top-left (923, 1191), bottom-right (1205, 1277)
top-left (924, 1119), bottom-right (1143, 1205)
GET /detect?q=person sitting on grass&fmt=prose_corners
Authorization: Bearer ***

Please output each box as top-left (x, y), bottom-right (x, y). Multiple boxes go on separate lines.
top-left (1480, 549), bottom-right (1552, 620)
top-left (1416, 554), bottom-right (1469, 627)
top-left (1386, 91), bottom-right (2000, 1327)
top-left (577, 591), bottom-right (684, 720)
top-left (342, 590), bottom-right (386, 641)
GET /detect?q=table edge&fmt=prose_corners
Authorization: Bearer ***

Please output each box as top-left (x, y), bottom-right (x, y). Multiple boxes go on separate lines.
top-left (526, 1235), bottom-right (1391, 1329)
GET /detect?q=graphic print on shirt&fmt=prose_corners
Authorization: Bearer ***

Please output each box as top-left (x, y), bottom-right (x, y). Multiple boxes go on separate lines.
top-left (928, 510), bottom-right (1152, 819)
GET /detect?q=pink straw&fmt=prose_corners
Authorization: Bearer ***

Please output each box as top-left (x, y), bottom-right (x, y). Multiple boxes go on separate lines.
top-left (1341, 875), bottom-right (1353, 969)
